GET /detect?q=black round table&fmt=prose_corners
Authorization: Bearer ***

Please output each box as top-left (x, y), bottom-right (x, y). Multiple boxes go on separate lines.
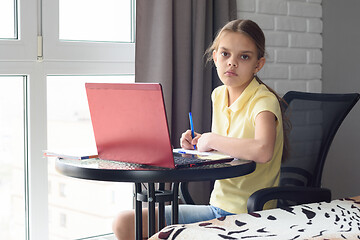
top-left (55, 158), bottom-right (256, 239)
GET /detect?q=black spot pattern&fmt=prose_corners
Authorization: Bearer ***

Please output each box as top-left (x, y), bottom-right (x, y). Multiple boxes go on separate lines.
top-left (218, 234), bottom-right (237, 239)
top-left (171, 228), bottom-right (185, 239)
top-left (228, 229), bottom-right (249, 235)
top-left (280, 206), bottom-right (296, 215)
top-left (205, 226), bottom-right (226, 231)
top-left (257, 227), bottom-right (269, 233)
top-left (235, 220), bottom-right (247, 227)
top-left (158, 227), bottom-right (175, 239)
top-left (248, 212), bottom-right (261, 218)
top-left (301, 208), bottom-right (316, 219)
top-left (289, 235), bottom-right (300, 240)
top-left (314, 230), bottom-right (327, 237)
top-left (198, 222), bottom-right (212, 227)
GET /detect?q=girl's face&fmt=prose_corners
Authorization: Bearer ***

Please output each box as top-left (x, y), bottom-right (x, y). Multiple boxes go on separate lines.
top-left (213, 31), bottom-right (265, 93)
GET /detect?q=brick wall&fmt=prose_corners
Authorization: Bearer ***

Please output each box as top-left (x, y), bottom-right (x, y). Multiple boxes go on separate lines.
top-left (237, 0), bottom-right (323, 95)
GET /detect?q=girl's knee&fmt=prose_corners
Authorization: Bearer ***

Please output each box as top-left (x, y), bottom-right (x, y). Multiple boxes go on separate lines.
top-left (112, 210), bottom-right (135, 240)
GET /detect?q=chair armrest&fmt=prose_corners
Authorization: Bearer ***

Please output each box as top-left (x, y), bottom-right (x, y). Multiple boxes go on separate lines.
top-left (247, 186), bottom-right (331, 213)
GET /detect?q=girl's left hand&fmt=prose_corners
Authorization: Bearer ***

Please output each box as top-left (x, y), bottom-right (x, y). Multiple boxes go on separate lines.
top-left (196, 132), bottom-right (216, 152)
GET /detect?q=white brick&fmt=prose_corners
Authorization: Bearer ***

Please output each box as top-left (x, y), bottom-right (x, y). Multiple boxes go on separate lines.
top-left (288, 2), bottom-right (322, 18)
top-left (307, 49), bottom-right (322, 64)
top-left (276, 48), bottom-right (307, 63)
top-left (236, 0), bottom-right (255, 12)
top-left (258, 64), bottom-right (289, 79)
top-left (265, 31), bottom-right (289, 47)
top-left (237, 12), bottom-right (275, 30)
top-left (289, 64), bottom-right (322, 80)
top-left (265, 47), bottom-right (275, 63)
top-left (275, 16), bottom-right (306, 32)
top-left (307, 79), bottom-right (322, 93)
top-left (307, 0), bottom-right (322, 3)
top-left (256, 0), bottom-right (287, 15)
top-left (262, 79), bottom-right (276, 90)
top-left (307, 18), bottom-right (323, 33)
top-left (274, 80), bottom-right (307, 95)
top-left (289, 33), bottom-right (322, 48)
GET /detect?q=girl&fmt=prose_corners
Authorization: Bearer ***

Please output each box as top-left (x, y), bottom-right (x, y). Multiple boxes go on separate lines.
top-left (177, 18), bottom-right (288, 224)
top-left (113, 19), bottom-right (289, 239)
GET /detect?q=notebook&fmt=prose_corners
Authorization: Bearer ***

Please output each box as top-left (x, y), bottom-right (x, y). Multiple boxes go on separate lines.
top-left (85, 83), bottom-right (234, 169)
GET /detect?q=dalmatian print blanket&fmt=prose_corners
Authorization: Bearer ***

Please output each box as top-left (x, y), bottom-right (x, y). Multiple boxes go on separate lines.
top-left (149, 197), bottom-right (360, 240)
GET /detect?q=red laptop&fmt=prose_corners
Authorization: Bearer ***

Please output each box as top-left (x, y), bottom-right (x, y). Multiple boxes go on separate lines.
top-left (85, 83), bottom-right (233, 169)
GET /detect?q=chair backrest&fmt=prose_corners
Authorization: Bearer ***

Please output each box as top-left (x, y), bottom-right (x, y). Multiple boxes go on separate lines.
top-left (280, 91), bottom-right (360, 188)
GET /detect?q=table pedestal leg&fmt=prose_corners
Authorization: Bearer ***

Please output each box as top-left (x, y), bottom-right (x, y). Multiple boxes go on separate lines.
top-left (158, 183), bottom-right (166, 229)
top-left (135, 183), bottom-right (143, 240)
top-left (147, 183), bottom-right (156, 237)
top-left (171, 182), bottom-right (179, 224)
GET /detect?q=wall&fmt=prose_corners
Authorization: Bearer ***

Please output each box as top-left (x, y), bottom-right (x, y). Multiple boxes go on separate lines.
top-left (237, 0), bottom-right (323, 95)
top-left (321, 0), bottom-right (360, 199)
top-left (238, 0), bottom-right (360, 199)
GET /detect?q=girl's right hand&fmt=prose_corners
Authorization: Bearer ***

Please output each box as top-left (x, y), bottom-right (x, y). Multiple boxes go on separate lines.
top-left (180, 129), bottom-right (201, 150)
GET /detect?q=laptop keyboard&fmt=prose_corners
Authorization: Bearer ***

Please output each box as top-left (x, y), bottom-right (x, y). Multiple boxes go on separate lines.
top-left (173, 155), bottom-right (207, 165)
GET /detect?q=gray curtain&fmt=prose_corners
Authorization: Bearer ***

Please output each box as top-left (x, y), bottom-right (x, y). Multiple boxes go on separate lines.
top-left (136, 0), bottom-right (237, 204)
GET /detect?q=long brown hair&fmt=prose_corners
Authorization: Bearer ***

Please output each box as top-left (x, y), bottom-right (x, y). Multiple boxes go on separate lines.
top-left (206, 19), bottom-right (290, 162)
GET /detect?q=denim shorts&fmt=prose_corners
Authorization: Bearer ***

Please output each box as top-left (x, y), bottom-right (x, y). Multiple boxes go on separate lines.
top-left (164, 204), bottom-right (235, 225)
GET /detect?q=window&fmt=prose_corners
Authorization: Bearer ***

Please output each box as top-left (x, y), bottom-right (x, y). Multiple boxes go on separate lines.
top-left (59, 213), bottom-right (67, 228)
top-left (48, 180), bottom-right (52, 194)
top-left (59, 0), bottom-right (133, 42)
top-left (58, 183), bottom-right (67, 197)
top-left (0, 76), bottom-right (26, 240)
top-left (0, 0), bottom-right (18, 39)
top-left (0, 0), bottom-right (135, 239)
top-left (43, 0), bottom-right (135, 61)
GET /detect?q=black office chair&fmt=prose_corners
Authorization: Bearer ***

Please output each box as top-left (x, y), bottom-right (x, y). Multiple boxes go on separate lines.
top-left (180, 91), bottom-right (360, 213)
top-left (247, 91), bottom-right (360, 212)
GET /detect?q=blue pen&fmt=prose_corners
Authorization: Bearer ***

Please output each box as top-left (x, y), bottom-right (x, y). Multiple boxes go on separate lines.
top-left (189, 112), bottom-right (196, 149)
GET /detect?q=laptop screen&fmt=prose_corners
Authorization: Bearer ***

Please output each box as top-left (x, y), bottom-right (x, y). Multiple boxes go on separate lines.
top-left (85, 83), bottom-right (175, 168)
